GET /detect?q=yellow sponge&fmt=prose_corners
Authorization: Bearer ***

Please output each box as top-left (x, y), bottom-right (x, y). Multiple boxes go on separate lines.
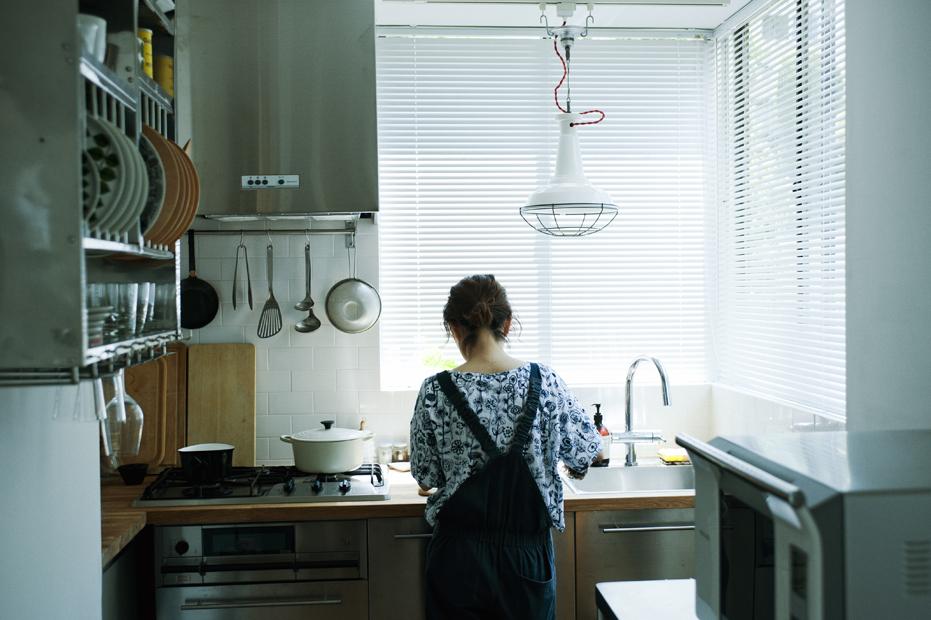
top-left (657, 447), bottom-right (690, 465)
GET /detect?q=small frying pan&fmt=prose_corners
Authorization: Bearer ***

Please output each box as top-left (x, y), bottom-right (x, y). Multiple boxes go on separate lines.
top-left (181, 231), bottom-right (219, 329)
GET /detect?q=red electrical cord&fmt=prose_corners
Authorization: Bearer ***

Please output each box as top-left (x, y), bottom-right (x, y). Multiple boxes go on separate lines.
top-left (552, 37), bottom-right (606, 127)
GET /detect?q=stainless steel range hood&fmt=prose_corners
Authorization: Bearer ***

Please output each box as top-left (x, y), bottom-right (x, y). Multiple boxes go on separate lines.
top-left (177, 0), bottom-right (378, 220)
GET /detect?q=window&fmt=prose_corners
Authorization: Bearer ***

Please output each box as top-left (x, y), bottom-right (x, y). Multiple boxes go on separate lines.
top-left (377, 29), bottom-right (711, 390)
top-left (713, 0), bottom-right (846, 417)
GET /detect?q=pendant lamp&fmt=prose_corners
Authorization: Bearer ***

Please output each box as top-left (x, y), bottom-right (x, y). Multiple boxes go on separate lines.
top-left (520, 5), bottom-right (617, 237)
top-left (520, 112), bottom-right (617, 237)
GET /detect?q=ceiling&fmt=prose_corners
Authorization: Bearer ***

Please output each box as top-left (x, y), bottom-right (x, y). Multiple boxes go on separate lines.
top-left (375, 0), bottom-right (753, 30)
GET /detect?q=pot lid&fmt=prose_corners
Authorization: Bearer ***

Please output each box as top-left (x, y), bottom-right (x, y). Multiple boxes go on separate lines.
top-left (179, 443), bottom-right (235, 452)
top-left (290, 420), bottom-right (369, 443)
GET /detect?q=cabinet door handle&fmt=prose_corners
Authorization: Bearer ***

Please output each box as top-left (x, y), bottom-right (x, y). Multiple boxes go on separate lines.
top-left (393, 533), bottom-right (433, 540)
top-left (181, 597), bottom-right (341, 610)
top-left (601, 524), bottom-right (695, 534)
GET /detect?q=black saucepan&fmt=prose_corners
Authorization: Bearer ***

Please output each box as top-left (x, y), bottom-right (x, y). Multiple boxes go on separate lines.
top-left (178, 443), bottom-right (234, 484)
top-left (180, 231), bottom-right (219, 329)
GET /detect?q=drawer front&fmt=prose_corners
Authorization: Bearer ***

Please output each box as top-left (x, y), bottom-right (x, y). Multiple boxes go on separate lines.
top-left (368, 517), bottom-right (433, 620)
top-left (576, 509), bottom-right (695, 620)
top-left (156, 580), bottom-right (367, 620)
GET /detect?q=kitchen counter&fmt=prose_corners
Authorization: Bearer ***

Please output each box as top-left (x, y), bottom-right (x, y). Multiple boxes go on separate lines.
top-left (100, 468), bottom-right (693, 564)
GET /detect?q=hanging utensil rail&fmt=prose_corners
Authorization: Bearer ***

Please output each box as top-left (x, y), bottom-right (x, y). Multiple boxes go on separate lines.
top-left (190, 224), bottom-right (358, 247)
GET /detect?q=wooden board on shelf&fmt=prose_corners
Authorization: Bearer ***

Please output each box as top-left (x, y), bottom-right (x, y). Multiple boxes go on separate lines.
top-left (162, 342), bottom-right (187, 466)
top-left (186, 344), bottom-right (256, 466)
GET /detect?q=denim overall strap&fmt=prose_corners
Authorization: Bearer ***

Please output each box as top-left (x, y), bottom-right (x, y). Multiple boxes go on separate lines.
top-left (511, 363), bottom-right (542, 453)
top-left (436, 371), bottom-right (502, 458)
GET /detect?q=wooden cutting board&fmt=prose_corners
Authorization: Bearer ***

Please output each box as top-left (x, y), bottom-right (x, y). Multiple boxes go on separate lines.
top-left (162, 342), bottom-right (188, 467)
top-left (186, 343), bottom-right (256, 466)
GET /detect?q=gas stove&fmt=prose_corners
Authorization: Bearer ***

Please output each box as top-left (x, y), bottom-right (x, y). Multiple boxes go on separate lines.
top-left (133, 463), bottom-right (390, 507)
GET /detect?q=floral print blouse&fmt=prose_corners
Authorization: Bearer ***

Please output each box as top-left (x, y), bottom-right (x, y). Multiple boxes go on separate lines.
top-left (409, 363), bottom-right (601, 531)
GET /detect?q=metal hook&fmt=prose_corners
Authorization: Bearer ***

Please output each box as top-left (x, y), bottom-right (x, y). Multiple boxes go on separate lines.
top-left (582, 4), bottom-right (594, 38)
top-left (539, 4), bottom-right (555, 37)
top-left (239, 229), bottom-right (244, 246)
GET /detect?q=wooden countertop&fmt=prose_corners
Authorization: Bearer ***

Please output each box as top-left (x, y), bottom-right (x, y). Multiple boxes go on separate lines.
top-left (101, 469), bottom-right (694, 565)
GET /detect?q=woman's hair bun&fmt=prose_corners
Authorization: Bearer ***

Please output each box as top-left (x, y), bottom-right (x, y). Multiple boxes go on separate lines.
top-left (443, 274), bottom-right (514, 350)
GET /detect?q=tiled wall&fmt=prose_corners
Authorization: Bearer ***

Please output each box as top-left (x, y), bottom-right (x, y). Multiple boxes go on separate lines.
top-left (186, 219), bottom-right (418, 466)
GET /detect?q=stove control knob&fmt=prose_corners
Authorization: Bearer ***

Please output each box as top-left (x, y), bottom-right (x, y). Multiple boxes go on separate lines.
top-left (175, 540), bottom-right (190, 556)
top-left (311, 479), bottom-right (323, 494)
top-left (338, 480), bottom-right (351, 494)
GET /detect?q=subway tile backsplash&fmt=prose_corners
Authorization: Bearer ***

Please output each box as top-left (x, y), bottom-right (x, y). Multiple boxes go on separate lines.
top-left (184, 219), bottom-right (415, 466)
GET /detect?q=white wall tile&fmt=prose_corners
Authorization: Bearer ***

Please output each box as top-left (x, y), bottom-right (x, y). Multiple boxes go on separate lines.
top-left (314, 347), bottom-right (358, 370)
top-left (269, 392), bottom-right (314, 415)
top-left (337, 369), bottom-right (379, 391)
top-left (334, 327), bottom-right (379, 348)
top-left (292, 369), bottom-right (338, 392)
top-left (268, 440), bottom-right (296, 461)
top-left (256, 414), bottom-right (292, 438)
top-left (289, 325), bottom-right (337, 347)
top-left (268, 348), bottom-right (314, 371)
top-left (256, 371), bottom-right (291, 393)
top-left (255, 393), bottom-right (269, 415)
top-left (255, 438), bottom-right (270, 461)
top-left (359, 391), bottom-right (392, 416)
top-left (245, 325), bottom-right (291, 348)
top-left (195, 326), bottom-right (244, 344)
top-left (315, 391), bottom-right (360, 415)
top-left (358, 347), bottom-right (379, 370)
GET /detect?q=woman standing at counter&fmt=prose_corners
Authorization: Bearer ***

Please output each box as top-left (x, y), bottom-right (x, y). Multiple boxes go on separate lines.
top-left (410, 274), bottom-right (602, 620)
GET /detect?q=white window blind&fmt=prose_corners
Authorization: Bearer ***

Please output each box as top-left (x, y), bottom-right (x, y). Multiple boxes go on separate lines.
top-left (377, 29), bottom-right (711, 390)
top-left (713, 0), bottom-right (846, 417)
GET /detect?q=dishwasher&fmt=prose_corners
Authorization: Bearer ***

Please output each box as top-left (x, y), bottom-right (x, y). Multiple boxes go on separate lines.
top-left (155, 521), bottom-right (368, 619)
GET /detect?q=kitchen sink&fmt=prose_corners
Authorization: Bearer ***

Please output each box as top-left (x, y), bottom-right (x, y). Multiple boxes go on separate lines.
top-left (561, 464), bottom-right (695, 495)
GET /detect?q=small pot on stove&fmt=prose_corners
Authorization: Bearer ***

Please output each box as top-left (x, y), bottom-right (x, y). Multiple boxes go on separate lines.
top-left (178, 443), bottom-right (235, 484)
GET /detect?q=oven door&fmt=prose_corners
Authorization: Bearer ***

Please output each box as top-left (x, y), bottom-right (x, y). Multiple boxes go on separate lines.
top-left (678, 435), bottom-right (829, 620)
top-left (156, 580), bottom-right (368, 620)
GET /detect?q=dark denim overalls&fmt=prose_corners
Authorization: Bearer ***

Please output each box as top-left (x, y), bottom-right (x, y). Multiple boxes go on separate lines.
top-left (425, 363), bottom-right (556, 620)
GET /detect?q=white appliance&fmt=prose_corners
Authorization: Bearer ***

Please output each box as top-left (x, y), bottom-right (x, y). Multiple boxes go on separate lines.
top-left (677, 430), bottom-right (931, 620)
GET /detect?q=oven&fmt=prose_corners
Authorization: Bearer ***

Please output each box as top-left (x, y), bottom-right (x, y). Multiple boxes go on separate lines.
top-left (677, 431), bottom-right (931, 620)
top-left (155, 521), bottom-right (368, 619)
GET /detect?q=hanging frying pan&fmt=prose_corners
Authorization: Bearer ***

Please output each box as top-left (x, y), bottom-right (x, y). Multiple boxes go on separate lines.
top-left (180, 231), bottom-right (219, 329)
top-left (325, 244), bottom-right (381, 334)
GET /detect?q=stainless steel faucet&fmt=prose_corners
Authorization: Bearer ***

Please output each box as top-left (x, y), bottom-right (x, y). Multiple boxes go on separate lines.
top-left (623, 356), bottom-right (671, 467)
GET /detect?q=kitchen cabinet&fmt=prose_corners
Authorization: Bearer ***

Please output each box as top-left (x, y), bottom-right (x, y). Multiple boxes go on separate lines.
top-left (0, 0), bottom-right (180, 384)
top-left (367, 514), bottom-right (576, 620)
top-left (575, 508), bottom-right (694, 620)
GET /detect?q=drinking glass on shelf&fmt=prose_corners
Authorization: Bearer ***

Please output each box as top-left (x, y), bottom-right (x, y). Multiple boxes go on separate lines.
top-left (136, 282), bottom-right (155, 334)
top-left (106, 282), bottom-right (138, 340)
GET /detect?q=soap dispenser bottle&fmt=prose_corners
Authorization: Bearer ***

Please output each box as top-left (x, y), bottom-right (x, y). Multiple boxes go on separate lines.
top-left (592, 403), bottom-right (611, 467)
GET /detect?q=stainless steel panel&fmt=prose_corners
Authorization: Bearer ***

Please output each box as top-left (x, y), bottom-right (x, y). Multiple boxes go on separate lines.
top-left (368, 517), bottom-right (432, 620)
top-left (555, 513), bottom-right (576, 620)
top-left (157, 580), bottom-right (368, 620)
top-left (0, 0), bottom-right (85, 368)
top-left (178, 0), bottom-right (378, 218)
top-left (576, 509), bottom-right (695, 620)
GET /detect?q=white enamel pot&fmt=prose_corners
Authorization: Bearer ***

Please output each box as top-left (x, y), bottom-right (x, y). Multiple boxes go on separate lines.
top-left (280, 420), bottom-right (374, 474)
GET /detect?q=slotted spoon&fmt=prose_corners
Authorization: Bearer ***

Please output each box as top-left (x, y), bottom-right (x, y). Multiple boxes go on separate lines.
top-left (257, 244), bottom-right (282, 338)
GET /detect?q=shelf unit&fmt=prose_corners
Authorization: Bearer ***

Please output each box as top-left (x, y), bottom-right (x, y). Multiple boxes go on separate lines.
top-left (0, 0), bottom-right (183, 385)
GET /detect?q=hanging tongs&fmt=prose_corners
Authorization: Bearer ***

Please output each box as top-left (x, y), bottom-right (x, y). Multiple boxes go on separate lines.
top-left (233, 232), bottom-right (253, 310)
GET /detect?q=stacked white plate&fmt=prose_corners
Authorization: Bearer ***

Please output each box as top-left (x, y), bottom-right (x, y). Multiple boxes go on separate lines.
top-left (83, 116), bottom-right (154, 240)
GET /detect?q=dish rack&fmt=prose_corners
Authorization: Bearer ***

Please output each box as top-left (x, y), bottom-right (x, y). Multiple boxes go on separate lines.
top-left (0, 0), bottom-right (182, 385)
